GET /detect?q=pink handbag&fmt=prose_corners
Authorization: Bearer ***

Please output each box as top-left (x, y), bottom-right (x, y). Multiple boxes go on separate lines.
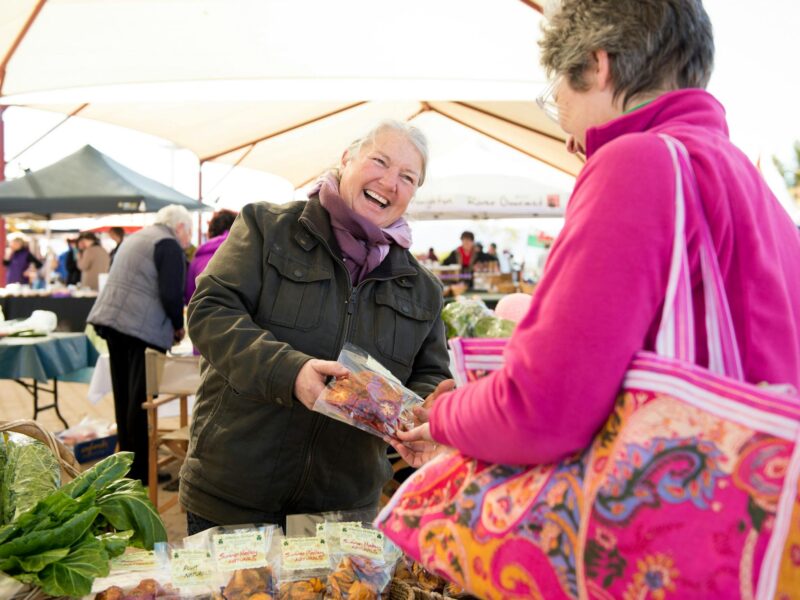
top-left (378, 136), bottom-right (800, 599)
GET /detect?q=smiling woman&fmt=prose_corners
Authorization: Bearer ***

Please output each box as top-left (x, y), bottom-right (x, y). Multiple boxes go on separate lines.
top-left (179, 119), bottom-right (450, 534)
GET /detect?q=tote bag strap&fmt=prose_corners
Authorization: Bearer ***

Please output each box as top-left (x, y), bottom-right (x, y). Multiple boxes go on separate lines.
top-left (655, 134), bottom-right (745, 381)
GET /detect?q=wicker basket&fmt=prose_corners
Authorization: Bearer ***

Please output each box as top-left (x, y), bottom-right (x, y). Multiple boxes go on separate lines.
top-left (388, 579), bottom-right (416, 600)
top-left (1, 419), bottom-right (82, 600)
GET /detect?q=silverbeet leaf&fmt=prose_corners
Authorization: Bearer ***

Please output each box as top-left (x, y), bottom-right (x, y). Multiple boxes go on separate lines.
top-left (60, 452), bottom-right (133, 499)
top-left (0, 547), bottom-right (70, 574)
top-left (36, 534), bottom-right (109, 598)
top-left (1, 434), bottom-right (60, 524)
top-left (97, 483), bottom-right (166, 549)
top-left (97, 530), bottom-right (134, 559)
top-left (0, 507), bottom-right (100, 559)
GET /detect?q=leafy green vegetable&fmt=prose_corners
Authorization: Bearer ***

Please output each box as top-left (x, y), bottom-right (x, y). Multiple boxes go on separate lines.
top-left (36, 533), bottom-right (109, 597)
top-left (473, 315), bottom-right (516, 338)
top-left (0, 547), bottom-right (70, 573)
top-left (1, 433), bottom-right (60, 524)
top-left (0, 450), bottom-right (166, 596)
top-left (60, 452), bottom-right (133, 499)
top-left (442, 298), bottom-right (492, 338)
top-left (0, 507), bottom-right (100, 559)
top-left (97, 479), bottom-right (167, 549)
top-left (97, 530), bottom-right (133, 559)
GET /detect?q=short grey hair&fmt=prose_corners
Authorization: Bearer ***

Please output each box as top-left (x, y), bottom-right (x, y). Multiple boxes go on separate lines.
top-left (154, 204), bottom-right (193, 234)
top-left (540, 0), bottom-right (714, 109)
top-left (343, 119), bottom-right (430, 187)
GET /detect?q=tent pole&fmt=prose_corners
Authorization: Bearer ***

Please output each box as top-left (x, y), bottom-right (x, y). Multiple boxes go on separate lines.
top-left (0, 105), bottom-right (6, 286)
top-left (197, 160), bottom-right (203, 246)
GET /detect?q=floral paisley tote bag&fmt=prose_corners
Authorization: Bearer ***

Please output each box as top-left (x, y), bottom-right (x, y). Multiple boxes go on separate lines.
top-left (377, 136), bottom-right (800, 600)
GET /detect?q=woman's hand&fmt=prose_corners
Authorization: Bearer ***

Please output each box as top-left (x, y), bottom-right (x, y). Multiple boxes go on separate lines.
top-left (389, 423), bottom-right (450, 468)
top-left (422, 379), bottom-right (455, 411)
top-left (293, 359), bottom-right (349, 410)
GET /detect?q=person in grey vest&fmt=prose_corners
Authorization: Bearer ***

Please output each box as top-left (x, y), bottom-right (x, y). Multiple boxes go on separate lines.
top-left (88, 204), bottom-right (193, 485)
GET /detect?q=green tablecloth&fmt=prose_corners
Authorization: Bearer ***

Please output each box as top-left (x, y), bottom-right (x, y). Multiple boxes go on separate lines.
top-left (0, 333), bottom-right (99, 383)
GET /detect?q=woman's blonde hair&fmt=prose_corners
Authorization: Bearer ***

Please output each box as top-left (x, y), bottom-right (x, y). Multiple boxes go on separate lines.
top-left (540, 0), bottom-right (714, 109)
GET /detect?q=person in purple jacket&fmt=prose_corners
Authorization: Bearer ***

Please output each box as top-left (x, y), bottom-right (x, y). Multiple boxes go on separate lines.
top-left (395, 0), bottom-right (800, 467)
top-left (3, 234), bottom-right (42, 285)
top-left (184, 210), bottom-right (237, 305)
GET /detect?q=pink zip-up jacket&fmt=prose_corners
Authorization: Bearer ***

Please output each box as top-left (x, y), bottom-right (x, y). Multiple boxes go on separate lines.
top-left (429, 89), bottom-right (800, 465)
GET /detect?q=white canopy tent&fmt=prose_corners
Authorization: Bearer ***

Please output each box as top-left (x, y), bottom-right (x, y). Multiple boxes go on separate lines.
top-left (0, 0), bottom-right (580, 191)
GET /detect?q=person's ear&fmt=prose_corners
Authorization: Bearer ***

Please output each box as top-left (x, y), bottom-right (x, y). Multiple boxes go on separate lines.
top-left (593, 49), bottom-right (613, 91)
top-left (340, 149), bottom-right (351, 170)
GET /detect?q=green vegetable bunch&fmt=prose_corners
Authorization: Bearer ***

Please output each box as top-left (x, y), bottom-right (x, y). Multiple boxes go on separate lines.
top-left (442, 299), bottom-right (516, 339)
top-left (0, 452), bottom-right (167, 598)
top-left (442, 298), bottom-right (492, 338)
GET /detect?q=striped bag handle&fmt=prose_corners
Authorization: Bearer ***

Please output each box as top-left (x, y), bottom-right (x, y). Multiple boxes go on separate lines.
top-left (655, 134), bottom-right (745, 381)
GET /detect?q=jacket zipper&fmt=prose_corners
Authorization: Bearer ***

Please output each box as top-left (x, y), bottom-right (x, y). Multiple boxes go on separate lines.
top-left (284, 413), bottom-right (325, 508)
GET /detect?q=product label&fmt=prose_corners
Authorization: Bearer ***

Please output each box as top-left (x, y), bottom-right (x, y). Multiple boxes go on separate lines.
top-left (281, 537), bottom-right (330, 570)
top-left (170, 549), bottom-right (215, 586)
top-left (212, 531), bottom-right (269, 570)
top-left (315, 521), bottom-right (361, 537)
top-left (110, 548), bottom-right (159, 572)
top-left (339, 525), bottom-right (385, 559)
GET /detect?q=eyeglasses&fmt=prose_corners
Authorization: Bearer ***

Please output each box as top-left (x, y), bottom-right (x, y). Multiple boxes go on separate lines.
top-left (535, 77), bottom-right (561, 124)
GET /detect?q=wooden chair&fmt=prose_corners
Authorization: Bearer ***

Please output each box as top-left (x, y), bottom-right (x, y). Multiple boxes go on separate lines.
top-left (143, 349), bottom-right (201, 512)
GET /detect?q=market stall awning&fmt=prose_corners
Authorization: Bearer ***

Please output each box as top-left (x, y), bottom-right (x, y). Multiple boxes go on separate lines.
top-left (0, 0), bottom-right (579, 186)
top-left (0, 145), bottom-right (203, 218)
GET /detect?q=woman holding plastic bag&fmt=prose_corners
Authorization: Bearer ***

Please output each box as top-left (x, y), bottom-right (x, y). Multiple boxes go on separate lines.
top-left (180, 120), bottom-right (450, 534)
top-left (384, 1), bottom-right (800, 598)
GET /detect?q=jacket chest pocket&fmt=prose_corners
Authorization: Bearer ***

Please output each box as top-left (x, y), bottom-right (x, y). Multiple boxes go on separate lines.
top-left (373, 287), bottom-right (435, 367)
top-left (263, 251), bottom-right (332, 331)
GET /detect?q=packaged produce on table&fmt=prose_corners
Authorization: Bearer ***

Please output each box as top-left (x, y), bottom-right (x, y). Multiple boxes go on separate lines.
top-left (0, 451), bottom-right (167, 599)
top-left (0, 431), bottom-right (60, 523)
top-left (313, 344), bottom-right (423, 441)
top-left (278, 536), bottom-right (331, 599)
top-left (185, 523), bottom-right (282, 599)
top-left (324, 522), bottom-right (400, 600)
top-left (91, 547), bottom-right (176, 599)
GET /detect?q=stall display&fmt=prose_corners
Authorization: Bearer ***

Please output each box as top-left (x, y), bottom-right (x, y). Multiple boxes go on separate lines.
top-left (0, 422), bottom-right (167, 599)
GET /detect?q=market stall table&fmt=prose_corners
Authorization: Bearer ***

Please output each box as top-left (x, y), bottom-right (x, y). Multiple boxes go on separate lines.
top-left (0, 332), bottom-right (99, 428)
top-left (0, 294), bottom-right (97, 332)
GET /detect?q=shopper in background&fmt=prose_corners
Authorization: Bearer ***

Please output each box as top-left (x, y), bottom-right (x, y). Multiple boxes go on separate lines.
top-left (441, 230), bottom-right (477, 287)
top-left (180, 119), bottom-right (450, 534)
top-left (76, 231), bottom-right (111, 291)
top-left (184, 209), bottom-right (237, 305)
top-left (88, 205), bottom-right (193, 485)
top-left (108, 227), bottom-right (126, 265)
top-left (3, 233), bottom-right (42, 286)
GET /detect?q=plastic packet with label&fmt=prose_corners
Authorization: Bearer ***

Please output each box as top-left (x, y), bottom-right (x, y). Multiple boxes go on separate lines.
top-left (313, 343), bottom-right (424, 440)
top-left (163, 539), bottom-right (222, 598)
top-left (184, 523), bottom-right (282, 599)
top-left (91, 544), bottom-right (177, 599)
top-left (277, 534), bottom-right (331, 599)
top-left (324, 521), bottom-right (400, 599)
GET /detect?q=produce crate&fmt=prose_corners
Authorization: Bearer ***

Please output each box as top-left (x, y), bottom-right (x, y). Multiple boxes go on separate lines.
top-left (70, 433), bottom-right (118, 464)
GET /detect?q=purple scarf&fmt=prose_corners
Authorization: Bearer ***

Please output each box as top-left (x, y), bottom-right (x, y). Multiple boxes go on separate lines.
top-left (310, 173), bottom-right (412, 284)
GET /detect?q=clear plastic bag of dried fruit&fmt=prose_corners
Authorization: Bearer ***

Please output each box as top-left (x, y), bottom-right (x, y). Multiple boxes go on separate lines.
top-left (184, 523), bottom-right (282, 600)
top-left (313, 343), bottom-right (424, 440)
top-left (324, 522), bottom-right (400, 600)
